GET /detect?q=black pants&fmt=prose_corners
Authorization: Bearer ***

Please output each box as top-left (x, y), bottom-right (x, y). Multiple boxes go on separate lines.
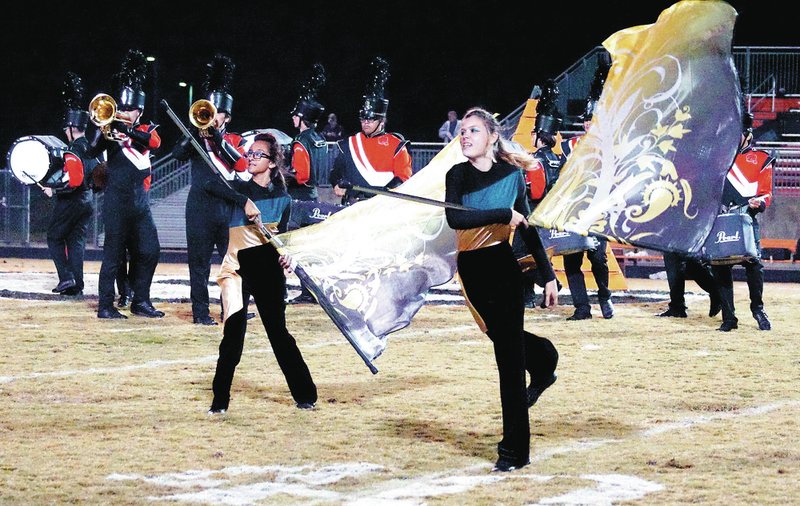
top-left (563, 238), bottom-right (610, 309)
top-left (211, 244), bottom-right (317, 409)
top-left (98, 203), bottom-right (160, 310)
top-left (712, 259), bottom-right (764, 324)
top-left (458, 242), bottom-right (557, 463)
top-left (187, 218), bottom-right (228, 319)
top-left (663, 252), bottom-right (719, 311)
top-left (46, 192), bottom-right (93, 290)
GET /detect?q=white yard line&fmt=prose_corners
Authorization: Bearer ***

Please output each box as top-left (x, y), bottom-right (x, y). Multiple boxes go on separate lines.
top-left (106, 393), bottom-right (796, 506)
top-left (0, 325), bottom-right (478, 384)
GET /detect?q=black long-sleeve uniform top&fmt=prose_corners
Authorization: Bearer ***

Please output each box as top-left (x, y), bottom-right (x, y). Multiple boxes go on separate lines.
top-left (445, 160), bottom-right (555, 283)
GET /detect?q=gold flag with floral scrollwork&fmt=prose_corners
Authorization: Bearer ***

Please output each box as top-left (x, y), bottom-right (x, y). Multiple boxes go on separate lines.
top-left (531, 0), bottom-right (741, 255)
top-left (277, 140), bottom-right (466, 367)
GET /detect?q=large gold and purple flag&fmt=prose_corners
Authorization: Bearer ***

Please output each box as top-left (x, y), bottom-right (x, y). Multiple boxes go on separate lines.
top-left (278, 140), bottom-right (466, 372)
top-left (530, 0), bottom-right (741, 254)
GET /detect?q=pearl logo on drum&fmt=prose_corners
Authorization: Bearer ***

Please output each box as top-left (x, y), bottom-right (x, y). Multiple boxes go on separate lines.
top-left (714, 230), bottom-right (740, 244)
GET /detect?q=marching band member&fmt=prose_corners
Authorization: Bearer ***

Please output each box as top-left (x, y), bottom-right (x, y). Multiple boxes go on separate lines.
top-left (556, 65), bottom-right (614, 321)
top-left (88, 49), bottom-right (163, 319)
top-left (209, 133), bottom-right (317, 414)
top-left (171, 54), bottom-right (248, 326)
top-left (286, 63), bottom-right (329, 304)
top-left (329, 57), bottom-right (412, 204)
top-left (45, 72), bottom-right (97, 297)
top-left (712, 112), bottom-right (773, 332)
top-left (287, 62), bottom-right (328, 204)
top-left (519, 79), bottom-right (565, 307)
top-left (445, 108), bottom-right (558, 473)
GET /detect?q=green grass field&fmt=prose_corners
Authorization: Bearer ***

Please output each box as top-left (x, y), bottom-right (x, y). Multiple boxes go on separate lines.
top-left (1, 260), bottom-right (798, 505)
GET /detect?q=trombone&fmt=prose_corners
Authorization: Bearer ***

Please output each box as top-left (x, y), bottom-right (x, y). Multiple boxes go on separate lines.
top-left (189, 99), bottom-right (217, 137)
top-left (88, 93), bottom-right (133, 141)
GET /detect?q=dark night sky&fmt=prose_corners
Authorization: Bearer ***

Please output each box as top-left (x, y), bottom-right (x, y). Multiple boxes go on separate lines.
top-left (2, 0), bottom-right (795, 157)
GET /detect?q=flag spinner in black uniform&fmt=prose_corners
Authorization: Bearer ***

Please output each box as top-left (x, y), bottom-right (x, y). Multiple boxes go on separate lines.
top-left (445, 108), bottom-right (559, 473)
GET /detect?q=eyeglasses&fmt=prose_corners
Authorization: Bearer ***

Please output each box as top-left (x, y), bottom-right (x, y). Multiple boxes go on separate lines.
top-left (245, 150), bottom-right (272, 160)
top-left (359, 117), bottom-right (379, 123)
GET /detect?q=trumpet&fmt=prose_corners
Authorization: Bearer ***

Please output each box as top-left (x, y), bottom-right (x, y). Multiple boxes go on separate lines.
top-left (189, 99), bottom-right (218, 137)
top-left (88, 93), bottom-right (133, 140)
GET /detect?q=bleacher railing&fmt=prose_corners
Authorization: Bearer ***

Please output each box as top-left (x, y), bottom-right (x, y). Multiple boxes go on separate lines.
top-left (760, 141), bottom-right (800, 197)
top-left (501, 46), bottom-right (800, 138)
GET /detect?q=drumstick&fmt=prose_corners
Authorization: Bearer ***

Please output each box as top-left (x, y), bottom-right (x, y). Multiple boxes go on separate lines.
top-left (21, 171), bottom-right (46, 190)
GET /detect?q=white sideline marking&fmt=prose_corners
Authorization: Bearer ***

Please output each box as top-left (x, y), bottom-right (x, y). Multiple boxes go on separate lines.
top-left (100, 400), bottom-right (799, 503)
top-left (534, 474), bottom-right (664, 505)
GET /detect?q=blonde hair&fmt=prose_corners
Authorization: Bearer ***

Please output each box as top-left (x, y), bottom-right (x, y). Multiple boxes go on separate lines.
top-left (463, 107), bottom-right (537, 170)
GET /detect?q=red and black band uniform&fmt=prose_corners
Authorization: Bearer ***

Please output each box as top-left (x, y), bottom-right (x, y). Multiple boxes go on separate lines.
top-left (287, 128), bottom-right (327, 203)
top-left (172, 128), bottom-right (247, 321)
top-left (712, 144), bottom-right (773, 327)
top-left (445, 160), bottom-right (558, 468)
top-left (210, 179), bottom-right (316, 411)
top-left (46, 136), bottom-right (98, 293)
top-left (328, 131), bottom-right (412, 204)
top-left (87, 121), bottom-right (161, 311)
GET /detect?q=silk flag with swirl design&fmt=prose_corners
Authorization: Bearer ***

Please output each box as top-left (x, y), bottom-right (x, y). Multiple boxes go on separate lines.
top-left (530, 0), bottom-right (741, 254)
top-left (277, 140), bottom-right (466, 372)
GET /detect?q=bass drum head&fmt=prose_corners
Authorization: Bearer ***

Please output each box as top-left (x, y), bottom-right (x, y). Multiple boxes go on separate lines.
top-left (6, 135), bottom-right (67, 185)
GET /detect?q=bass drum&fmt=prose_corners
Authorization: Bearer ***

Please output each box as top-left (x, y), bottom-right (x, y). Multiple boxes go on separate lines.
top-left (6, 135), bottom-right (68, 186)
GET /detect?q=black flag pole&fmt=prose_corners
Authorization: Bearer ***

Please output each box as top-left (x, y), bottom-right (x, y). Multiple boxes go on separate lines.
top-left (339, 182), bottom-right (475, 211)
top-left (160, 99), bottom-right (234, 190)
top-left (251, 216), bottom-right (379, 374)
top-left (161, 100), bottom-right (379, 374)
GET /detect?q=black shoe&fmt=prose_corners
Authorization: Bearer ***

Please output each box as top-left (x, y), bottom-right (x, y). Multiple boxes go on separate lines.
top-left (98, 307), bottom-right (127, 319)
top-left (131, 301), bottom-right (165, 318)
top-left (709, 296), bottom-right (722, 318)
top-left (246, 312), bottom-right (256, 320)
top-left (492, 456), bottom-right (530, 472)
top-left (599, 299), bottom-right (614, 319)
top-left (207, 408), bottom-right (227, 415)
top-left (528, 373), bottom-right (557, 408)
top-left (61, 287), bottom-right (83, 296)
top-left (657, 307), bottom-right (687, 318)
top-left (117, 295), bottom-right (129, 308)
top-left (566, 309), bottom-right (592, 321)
top-left (753, 310), bottom-right (771, 331)
top-left (193, 315), bottom-right (218, 326)
top-left (288, 293), bottom-right (317, 304)
top-left (718, 320), bottom-right (738, 332)
top-left (296, 402), bottom-right (316, 410)
top-left (52, 279), bottom-right (76, 293)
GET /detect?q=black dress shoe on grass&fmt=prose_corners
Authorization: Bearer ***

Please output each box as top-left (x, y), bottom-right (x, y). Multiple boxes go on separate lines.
top-left (52, 279), bottom-right (76, 293)
top-left (599, 299), bottom-right (615, 319)
top-left (98, 307), bottom-right (127, 319)
top-left (753, 310), bottom-right (771, 331)
top-left (718, 320), bottom-right (738, 332)
top-left (296, 402), bottom-right (316, 410)
top-left (117, 295), bottom-right (129, 308)
top-left (567, 309), bottom-right (592, 321)
top-left (131, 302), bottom-right (165, 318)
top-left (657, 307), bottom-right (687, 318)
top-left (193, 315), bottom-right (219, 326)
top-left (492, 457), bottom-right (530, 472)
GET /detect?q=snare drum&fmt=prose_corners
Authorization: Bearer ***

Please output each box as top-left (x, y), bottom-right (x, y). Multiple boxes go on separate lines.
top-left (6, 135), bottom-right (68, 186)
